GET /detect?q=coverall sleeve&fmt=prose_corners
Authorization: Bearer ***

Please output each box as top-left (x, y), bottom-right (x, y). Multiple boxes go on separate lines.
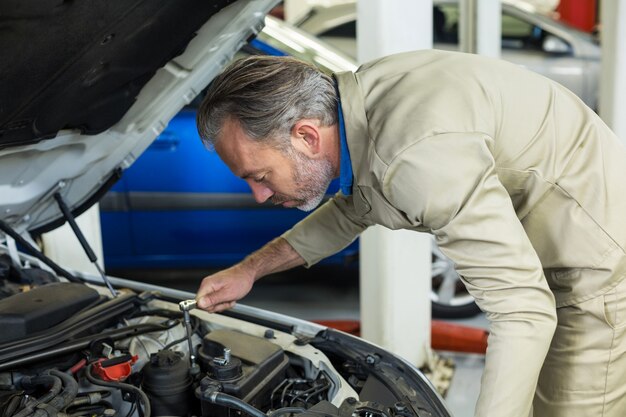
top-left (281, 193), bottom-right (372, 267)
top-left (384, 133), bottom-right (557, 417)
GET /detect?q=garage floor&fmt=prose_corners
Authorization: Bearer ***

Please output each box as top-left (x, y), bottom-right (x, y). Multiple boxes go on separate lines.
top-left (114, 265), bottom-right (486, 417)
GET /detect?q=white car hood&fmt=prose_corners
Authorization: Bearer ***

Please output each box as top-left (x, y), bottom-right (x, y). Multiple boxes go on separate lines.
top-left (0, 0), bottom-right (278, 237)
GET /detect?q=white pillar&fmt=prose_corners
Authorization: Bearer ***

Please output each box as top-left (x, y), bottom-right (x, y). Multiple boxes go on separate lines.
top-left (599, 0), bottom-right (626, 143)
top-left (357, 0), bottom-right (432, 367)
top-left (360, 228), bottom-right (432, 365)
top-left (460, 0), bottom-right (501, 58)
top-left (41, 204), bottom-right (104, 275)
top-left (357, 0), bottom-right (432, 62)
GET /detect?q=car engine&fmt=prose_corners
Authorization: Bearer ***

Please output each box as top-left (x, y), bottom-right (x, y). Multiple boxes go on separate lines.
top-left (0, 253), bottom-right (449, 417)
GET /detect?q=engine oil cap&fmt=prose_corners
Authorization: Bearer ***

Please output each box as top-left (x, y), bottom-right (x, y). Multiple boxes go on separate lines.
top-left (93, 354), bottom-right (138, 381)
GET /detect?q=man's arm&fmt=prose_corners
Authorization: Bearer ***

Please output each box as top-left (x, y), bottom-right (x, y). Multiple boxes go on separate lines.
top-left (197, 237), bottom-right (304, 312)
top-left (281, 193), bottom-right (371, 266)
top-left (197, 194), bottom-right (370, 312)
top-left (385, 133), bottom-right (557, 417)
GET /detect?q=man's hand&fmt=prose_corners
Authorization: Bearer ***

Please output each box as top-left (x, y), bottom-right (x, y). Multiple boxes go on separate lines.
top-left (196, 264), bottom-right (254, 312)
top-left (195, 237), bottom-right (306, 312)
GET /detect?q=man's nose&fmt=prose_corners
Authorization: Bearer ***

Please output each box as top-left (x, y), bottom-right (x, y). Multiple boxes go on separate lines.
top-left (248, 181), bottom-right (274, 203)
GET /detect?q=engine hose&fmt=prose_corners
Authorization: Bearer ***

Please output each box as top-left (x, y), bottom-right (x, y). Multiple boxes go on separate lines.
top-left (3, 394), bottom-right (23, 417)
top-left (47, 370), bottom-right (79, 411)
top-left (268, 407), bottom-right (306, 417)
top-left (19, 375), bottom-right (61, 394)
top-left (14, 375), bottom-right (63, 417)
top-left (21, 371), bottom-right (80, 417)
top-left (85, 365), bottom-right (151, 417)
top-left (205, 391), bottom-right (268, 417)
top-left (67, 401), bottom-right (113, 417)
top-left (69, 392), bottom-right (103, 407)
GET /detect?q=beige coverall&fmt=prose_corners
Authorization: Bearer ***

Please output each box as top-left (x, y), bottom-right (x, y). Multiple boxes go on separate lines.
top-left (282, 50), bottom-right (626, 417)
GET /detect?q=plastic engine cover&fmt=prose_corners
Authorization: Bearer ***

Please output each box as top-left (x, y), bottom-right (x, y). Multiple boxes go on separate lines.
top-left (0, 282), bottom-right (100, 344)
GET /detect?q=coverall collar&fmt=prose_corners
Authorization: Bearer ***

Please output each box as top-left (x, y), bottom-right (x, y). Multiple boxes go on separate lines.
top-left (334, 71), bottom-right (369, 193)
top-left (337, 95), bottom-right (353, 196)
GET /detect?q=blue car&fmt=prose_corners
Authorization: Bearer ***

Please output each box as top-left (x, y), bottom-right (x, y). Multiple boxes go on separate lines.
top-left (100, 18), bottom-right (359, 271)
top-left (101, 107), bottom-right (358, 269)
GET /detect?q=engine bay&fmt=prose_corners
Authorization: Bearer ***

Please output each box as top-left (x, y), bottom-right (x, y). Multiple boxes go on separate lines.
top-left (0, 252), bottom-right (448, 417)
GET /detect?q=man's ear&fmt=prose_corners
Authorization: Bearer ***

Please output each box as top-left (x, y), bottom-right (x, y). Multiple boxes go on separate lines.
top-left (290, 119), bottom-right (322, 157)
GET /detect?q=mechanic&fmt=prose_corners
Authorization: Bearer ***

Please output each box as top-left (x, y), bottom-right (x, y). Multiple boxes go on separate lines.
top-left (194, 50), bottom-right (626, 417)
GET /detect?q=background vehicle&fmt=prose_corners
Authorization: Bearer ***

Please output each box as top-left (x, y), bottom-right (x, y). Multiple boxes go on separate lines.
top-left (100, 17), bottom-right (358, 271)
top-left (0, 1), bottom-right (451, 416)
top-left (99, 16), bottom-right (479, 319)
top-left (296, 0), bottom-right (601, 109)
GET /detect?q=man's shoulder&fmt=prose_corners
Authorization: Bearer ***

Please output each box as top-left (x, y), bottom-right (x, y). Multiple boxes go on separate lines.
top-left (361, 49), bottom-right (444, 67)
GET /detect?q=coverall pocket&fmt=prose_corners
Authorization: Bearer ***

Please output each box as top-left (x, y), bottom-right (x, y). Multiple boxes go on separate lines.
top-left (603, 279), bottom-right (626, 329)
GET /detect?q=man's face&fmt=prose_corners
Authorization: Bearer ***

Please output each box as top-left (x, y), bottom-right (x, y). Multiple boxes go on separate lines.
top-left (214, 118), bottom-right (335, 212)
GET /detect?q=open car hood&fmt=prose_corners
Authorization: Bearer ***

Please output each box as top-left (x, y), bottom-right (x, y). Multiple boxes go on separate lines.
top-left (0, 0), bottom-right (277, 235)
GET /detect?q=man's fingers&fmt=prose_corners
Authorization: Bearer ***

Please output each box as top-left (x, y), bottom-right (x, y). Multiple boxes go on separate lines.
top-left (196, 266), bottom-right (252, 311)
top-left (197, 285), bottom-right (238, 310)
top-left (197, 295), bottom-right (209, 310)
top-left (197, 276), bottom-right (227, 309)
top-left (202, 300), bottom-right (236, 313)
top-left (197, 292), bottom-right (222, 310)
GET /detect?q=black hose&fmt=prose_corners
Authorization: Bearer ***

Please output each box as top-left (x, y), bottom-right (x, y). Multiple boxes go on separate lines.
top-left (85, 365), bottom-right (151, 417)
top-left (162, 316), bottom-right (200, 350)
top-left (15, 371), bottom-right (79, 417)
top-left (75, 390), bottom-right (111, 399)
top-left (0, 219), bottom-right (79, 283)
top-left (19, 374), bottom-right (62, 403)
top-left (13, 375), bottom-right (63, 417)
top-left (204, 391), bottom-right (268, 417)
top-left (3, 394), bottom-right (25, 417)
top-left (67, 401), bottom-right (113, 417)
top-left (70, 392), bottom-right (105, 406)
top-left (161, 335), bottom-right (187, 350)
top-left (47, 370), bottom-right (79, 411)
top-left (268, 407), bottom-right (306, 417)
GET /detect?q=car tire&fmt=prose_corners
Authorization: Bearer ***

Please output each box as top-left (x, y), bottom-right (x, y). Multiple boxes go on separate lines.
top-left (430, 244), bottom-right (481, 319)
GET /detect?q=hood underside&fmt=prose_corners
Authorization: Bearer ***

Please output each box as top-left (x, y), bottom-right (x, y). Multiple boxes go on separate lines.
top-left (0, 0), bottom-right (278, 235)
top-left (1, 0), bottom-right (237, 148)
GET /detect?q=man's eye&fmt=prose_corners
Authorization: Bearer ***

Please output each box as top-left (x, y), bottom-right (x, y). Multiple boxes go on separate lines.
top-left (254, 176), bottom-right (265, 183)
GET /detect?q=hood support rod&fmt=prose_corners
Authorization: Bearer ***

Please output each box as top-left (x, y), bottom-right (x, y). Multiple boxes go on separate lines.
top-left (53, 193), bottom-right (117, 297)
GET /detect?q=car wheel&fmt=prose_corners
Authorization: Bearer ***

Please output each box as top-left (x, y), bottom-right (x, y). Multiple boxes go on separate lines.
top-left (430, 244), bottom-right (481, 319)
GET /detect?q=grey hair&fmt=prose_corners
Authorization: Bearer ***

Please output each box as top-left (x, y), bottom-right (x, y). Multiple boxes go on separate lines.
top-left (196, 55), bottom-right (338, 149)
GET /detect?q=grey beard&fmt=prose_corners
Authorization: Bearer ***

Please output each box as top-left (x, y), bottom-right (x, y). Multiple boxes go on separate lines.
top-left (289, 150), bottom-right (335, 212)
top-left (295, 186), bottom-right (328, 211)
